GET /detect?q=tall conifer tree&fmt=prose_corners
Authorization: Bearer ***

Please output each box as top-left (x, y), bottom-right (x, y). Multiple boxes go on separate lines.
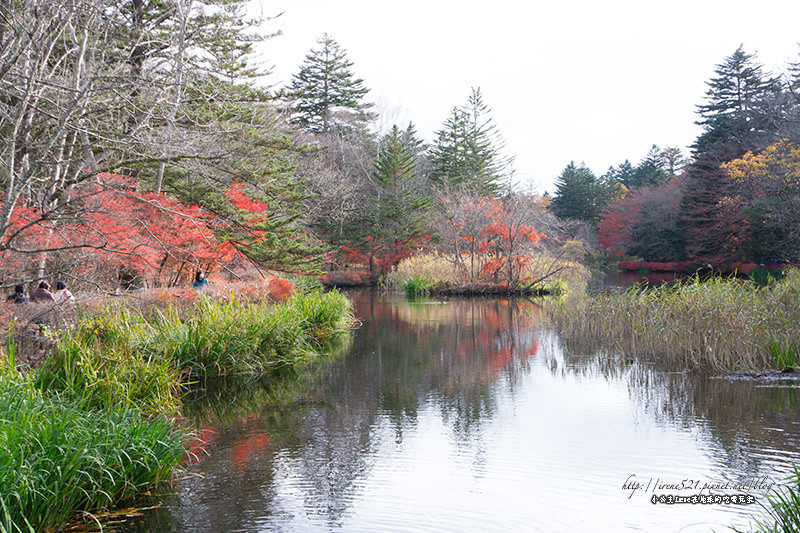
top-left (428, 87), bottom-right (507, 195)
top-left (680, 46), bottom-right (783, 263)
top-left (374, 125), bottom-right (417, 187)
top-left (550, 162), bottom-right (602, 221)
top-left (287, 34), bottom-right (372, 133)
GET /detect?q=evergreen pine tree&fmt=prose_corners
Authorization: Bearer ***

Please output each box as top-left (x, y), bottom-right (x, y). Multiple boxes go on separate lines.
top-left (630, 145), bottom-right (669, 187)
top-left (374, 125), bottom-right (417, 187)
top-left (427, 87), bottom-right (508, 195)
top-left (550, 162), bottom-right (602, 221)
top-left (614, 160), bottom-right (637, 186)
top-left (367, 123), bottom-right (430, 262)
top-left (287, 34), bottom-right (372, 133)
top-left (680, 46), bottom-right (783, 263)
top-left (694, 45), bottom-right (782, 153)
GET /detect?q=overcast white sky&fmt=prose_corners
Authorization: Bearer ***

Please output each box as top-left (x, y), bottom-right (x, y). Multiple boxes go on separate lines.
top-left (252, 0), bottom-right (800, 194)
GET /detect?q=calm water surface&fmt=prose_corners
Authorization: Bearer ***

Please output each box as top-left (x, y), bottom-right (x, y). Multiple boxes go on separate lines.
top-left (120, 291), bottom-right (800, 532)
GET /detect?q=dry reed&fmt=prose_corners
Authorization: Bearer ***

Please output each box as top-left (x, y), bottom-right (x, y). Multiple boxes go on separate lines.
top-left (549, 270), bottom-right (800, 373)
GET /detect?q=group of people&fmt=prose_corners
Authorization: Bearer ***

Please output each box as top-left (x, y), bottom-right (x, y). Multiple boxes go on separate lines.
top-left (5, 280), bottom-right (75, 305)
top-left (5, 270), bottom-right (206, 305)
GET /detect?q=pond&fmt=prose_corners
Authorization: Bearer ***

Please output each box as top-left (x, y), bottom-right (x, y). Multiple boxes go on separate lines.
top-left (112, 291), bottom-right (800, 532)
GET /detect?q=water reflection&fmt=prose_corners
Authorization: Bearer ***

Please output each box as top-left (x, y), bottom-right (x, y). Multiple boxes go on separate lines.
top-left (102, 292), bottom-right (800, 532)
top-left (557, 348), bottom-right (800, 471)
top-left (587, 269), bottom-right (686, 292)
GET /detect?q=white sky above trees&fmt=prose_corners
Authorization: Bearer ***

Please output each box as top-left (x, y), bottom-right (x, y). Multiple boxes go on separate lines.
top-left (253, 0), bottom-right (800, 194)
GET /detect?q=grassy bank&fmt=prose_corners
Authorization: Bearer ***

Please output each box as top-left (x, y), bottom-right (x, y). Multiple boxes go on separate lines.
top-left (0, 375), bottom-right (187, 532)
top-left (548, 269), bottom-right (800, 372)
top-left (0, 287), bottom-right (355, 531)
top-left (33, 289), bottom-right (354, 417)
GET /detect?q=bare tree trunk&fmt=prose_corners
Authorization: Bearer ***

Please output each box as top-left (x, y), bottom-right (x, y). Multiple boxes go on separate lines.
top-left (154, 0), bottom-right (188, 195)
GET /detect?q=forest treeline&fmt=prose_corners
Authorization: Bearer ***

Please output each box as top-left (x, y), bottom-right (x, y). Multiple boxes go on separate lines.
top-left (2, 1), bottom-right (798, 293)
top-left (554, 45), bottom-right (800, 266)
top-left (0, 1), bottom-right (566, 291)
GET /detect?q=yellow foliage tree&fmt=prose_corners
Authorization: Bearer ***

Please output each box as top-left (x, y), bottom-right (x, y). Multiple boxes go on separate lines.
top-left (722, 140), bottom-right (800, 260)
top-left (723, 140), bottom-right (800, 191)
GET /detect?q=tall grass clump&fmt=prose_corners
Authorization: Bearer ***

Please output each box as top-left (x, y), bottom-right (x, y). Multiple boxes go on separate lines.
top-left (764, 338), bottom-right (799, 371)
top-left (402, 274), bottom-right (437, 297)
top-left (157, 289), bottom-right (354, 377)
top-left (280, 289), bottom-right (354, 346)
top-left (387, 254), bottom-right (460, 292)
top-left (34, 305), bottom-right (183, 418)
top-left (153, 298), bottom-right (287, 377)
top-left (737, 467), bottom-right (800, 532)
top-left (0, 374), bottom-right (188, 532)
top-left (549, 269), bottom-right (800, 372)
top-left (290, 275), bottom-right (326, 295)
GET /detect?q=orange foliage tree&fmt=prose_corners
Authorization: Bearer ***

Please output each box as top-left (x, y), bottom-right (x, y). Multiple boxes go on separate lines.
top-left (0, 174), bottom-right (237, 288)
top-left (477, 197), bottom-right (545, 285)
top-left (433, 190), bottom-right (545, 287)
top-left (597, 197), bottom-right (640, 256)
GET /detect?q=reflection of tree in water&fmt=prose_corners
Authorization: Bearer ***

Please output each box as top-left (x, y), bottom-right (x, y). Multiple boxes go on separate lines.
top-left (232, 293), bottom-right (544, 527)
top-left (115, 293), bottom-right (545, 531)
top-left (354, 294), bottom-right (541, 440)
top-left (553, 346), bottom-right (800, 485)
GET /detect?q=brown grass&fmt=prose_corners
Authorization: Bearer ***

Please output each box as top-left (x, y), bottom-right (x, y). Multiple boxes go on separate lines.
top-left (548, 271), bottom-right (800, 373)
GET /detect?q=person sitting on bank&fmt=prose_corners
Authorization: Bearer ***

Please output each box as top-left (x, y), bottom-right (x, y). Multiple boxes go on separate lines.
top-left (193, 270), bottom-right (209, 288)
top-left (30, 281), bottom-right (56, 303)
top-left (54, 281), bottom-right (75, 304)
top-left (6, 284), bottom-right (29, 304)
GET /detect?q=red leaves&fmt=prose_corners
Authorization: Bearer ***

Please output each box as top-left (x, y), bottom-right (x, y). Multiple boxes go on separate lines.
top-left (226, 181), bottom-right (269, 215)
top-left (266, 277), bottom-right (295, 303)
top-left (339, 235), bottom-right (431, 274)
top-left (598, 201), bottom-right (639, 255)
top-left (79, 185), bottom-right (229, 270)
top-left (470, 198), bottom-right (545, 285)
top-left (1, 173), bottom-right (239, 286)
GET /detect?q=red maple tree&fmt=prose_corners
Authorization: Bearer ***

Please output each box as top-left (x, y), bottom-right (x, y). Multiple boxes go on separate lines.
top-left (0, 173), bottom-right (238, 288)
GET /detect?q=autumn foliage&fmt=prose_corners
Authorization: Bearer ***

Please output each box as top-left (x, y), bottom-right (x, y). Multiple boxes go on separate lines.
top-left (0, 174), bottom-right (238, 288)
top-left (265, 277), bottom-right (295, 303)
top-left (337, 234), bottom-right (431, 279)
top-left (433, 192), bottom-right (546, 287)
top-left (721, 140), bottom-right (800, 260)
top-left (597, 178), bottom-right (684, 262)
